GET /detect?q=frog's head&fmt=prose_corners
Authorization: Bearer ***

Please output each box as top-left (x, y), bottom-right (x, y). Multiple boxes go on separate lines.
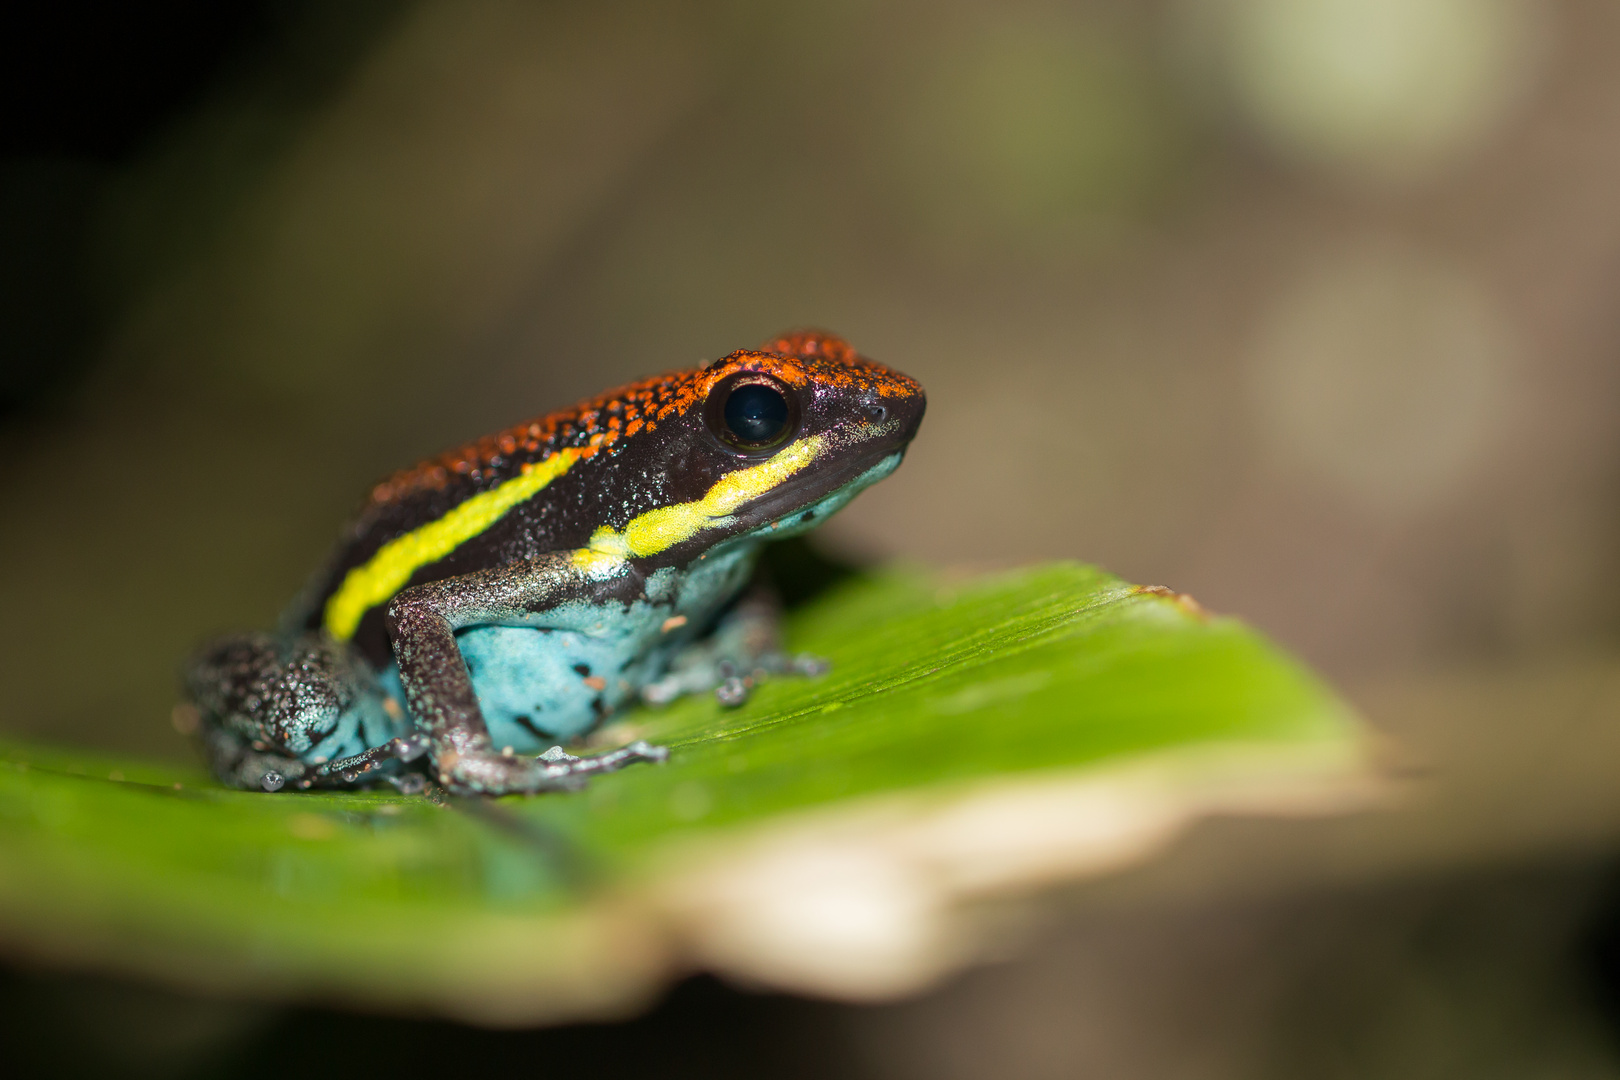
top-left (693, 330), bottom-right (925, 539)
top-left (595, 331), bottom-right (925, 565)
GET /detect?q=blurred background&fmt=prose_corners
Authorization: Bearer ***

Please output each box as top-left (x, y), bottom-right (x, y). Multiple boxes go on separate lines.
top-left (4, 0), bottom-right (1620, 1076)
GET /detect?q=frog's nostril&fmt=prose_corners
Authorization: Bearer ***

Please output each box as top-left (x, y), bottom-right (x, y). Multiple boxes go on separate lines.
top-left (861, 404), bottom-right (888, 424)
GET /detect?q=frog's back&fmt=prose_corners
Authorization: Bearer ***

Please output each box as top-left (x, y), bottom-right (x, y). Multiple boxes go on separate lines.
top-left (299, 368), bottom-right (710, 666)
top-left (296, 331), bottom-right (922, 670)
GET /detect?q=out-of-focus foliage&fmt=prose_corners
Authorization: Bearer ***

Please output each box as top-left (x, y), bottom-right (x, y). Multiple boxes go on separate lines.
top-left (4, 1), bottom-right (1620, 1073)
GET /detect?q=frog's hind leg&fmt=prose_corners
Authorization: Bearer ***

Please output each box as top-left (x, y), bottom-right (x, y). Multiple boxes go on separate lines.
top-left (185, 633), bottom-right (410, 792)
top-left (641, 587), bottom-right (828, 709)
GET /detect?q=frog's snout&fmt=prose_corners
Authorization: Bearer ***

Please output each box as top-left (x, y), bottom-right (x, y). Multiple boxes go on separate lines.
top-left (885, 385), bottom-right (927, 444)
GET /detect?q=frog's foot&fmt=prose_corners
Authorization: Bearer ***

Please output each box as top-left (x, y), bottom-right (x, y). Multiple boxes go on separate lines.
top-left (438, 740), bottom-right (668, 796)
top-left (646, 649), bottom-right (829, 708)
top-left (299, 734), bottom-right (431, 790)
top-left (194, 718), bottom-right (310, 793)
top-left (708, 652), bottom-right (830, 707)
top-left (642, 589), bottom-right (829, 709)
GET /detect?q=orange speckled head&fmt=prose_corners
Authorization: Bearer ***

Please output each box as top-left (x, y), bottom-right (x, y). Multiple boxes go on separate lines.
top-left (371, 331), bottom-right (922, 506)
top-left (633, 328), bottom-right (925, 548)
top-left (701, 331), bottom-right (923, 403)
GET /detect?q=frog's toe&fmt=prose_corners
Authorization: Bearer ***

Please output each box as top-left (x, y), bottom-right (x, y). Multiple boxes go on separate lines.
top-left (390, 733), bottom-right (431, 762)
top-left (626, 739), bottom-right (669, 763)
top-left (715, 676), bottom-right (751, 707)
top-left (641, 662), bottom-right (724, 705)
top-left (387, 773), bottom-right (430, 796)
top-left (789, 653), bottom-right (831, 677)
top-left (437, 739), bottom-right (668, 796)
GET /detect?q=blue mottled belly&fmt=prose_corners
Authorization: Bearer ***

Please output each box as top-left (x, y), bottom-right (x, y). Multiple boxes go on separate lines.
top-left (371, 543), bottom-right (761, 752)
top-left (455, 623), bottom-right (680, 748)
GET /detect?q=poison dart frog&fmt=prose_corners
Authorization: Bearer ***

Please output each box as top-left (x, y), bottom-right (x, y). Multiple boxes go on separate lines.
top-left (184, 331), bottom-right (925, 796)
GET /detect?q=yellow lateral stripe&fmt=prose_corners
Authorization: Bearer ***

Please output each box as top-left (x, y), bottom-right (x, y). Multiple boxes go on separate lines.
top-left (584, 434), bottom-right (824, 562)
top-left (323, 448), bottom-right (587, 640)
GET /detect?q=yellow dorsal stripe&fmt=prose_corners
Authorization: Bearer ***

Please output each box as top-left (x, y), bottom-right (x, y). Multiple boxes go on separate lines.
top-left (323, 448), bottom-right (587, 640)
top-left (585, 435), bottom-right (824, 561)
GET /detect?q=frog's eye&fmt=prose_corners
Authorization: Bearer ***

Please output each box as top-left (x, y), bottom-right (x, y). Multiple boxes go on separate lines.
top-left (706, 373), bottom-right (798, 454)
top-left (725, 383), bottom-right (788, 444)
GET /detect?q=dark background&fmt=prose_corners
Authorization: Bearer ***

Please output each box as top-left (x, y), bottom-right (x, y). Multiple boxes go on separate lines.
top-left (5, 1), bottom-right (1620, 1076)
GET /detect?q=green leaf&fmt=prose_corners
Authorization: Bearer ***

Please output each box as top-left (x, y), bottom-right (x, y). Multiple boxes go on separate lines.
top-left (0, 563), bottom-right (1371, 1021)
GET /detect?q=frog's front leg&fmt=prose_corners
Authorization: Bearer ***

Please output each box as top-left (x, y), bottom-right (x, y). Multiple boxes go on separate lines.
top-left (385, 552), bottom-right (667, 796)
top-left (641, 585), bottom-right (829, 708)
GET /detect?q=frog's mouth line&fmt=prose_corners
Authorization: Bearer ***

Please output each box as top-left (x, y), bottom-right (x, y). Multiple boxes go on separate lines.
top-left (724, 390), bottom-right (922, 535)
top-left (730, 433), bottom-right (909, 534)
top-left (591, 417), bottom-right (917, 568)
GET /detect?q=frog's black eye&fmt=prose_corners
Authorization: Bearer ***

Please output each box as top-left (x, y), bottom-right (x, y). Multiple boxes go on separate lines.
top-left (706, 373), bottom-right (799, 454)
top-left (725, 383), bottom-right (788, 444)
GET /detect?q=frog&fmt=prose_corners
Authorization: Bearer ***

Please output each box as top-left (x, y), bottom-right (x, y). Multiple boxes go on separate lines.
top-left (184, 331), bottom-right (925, 796)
